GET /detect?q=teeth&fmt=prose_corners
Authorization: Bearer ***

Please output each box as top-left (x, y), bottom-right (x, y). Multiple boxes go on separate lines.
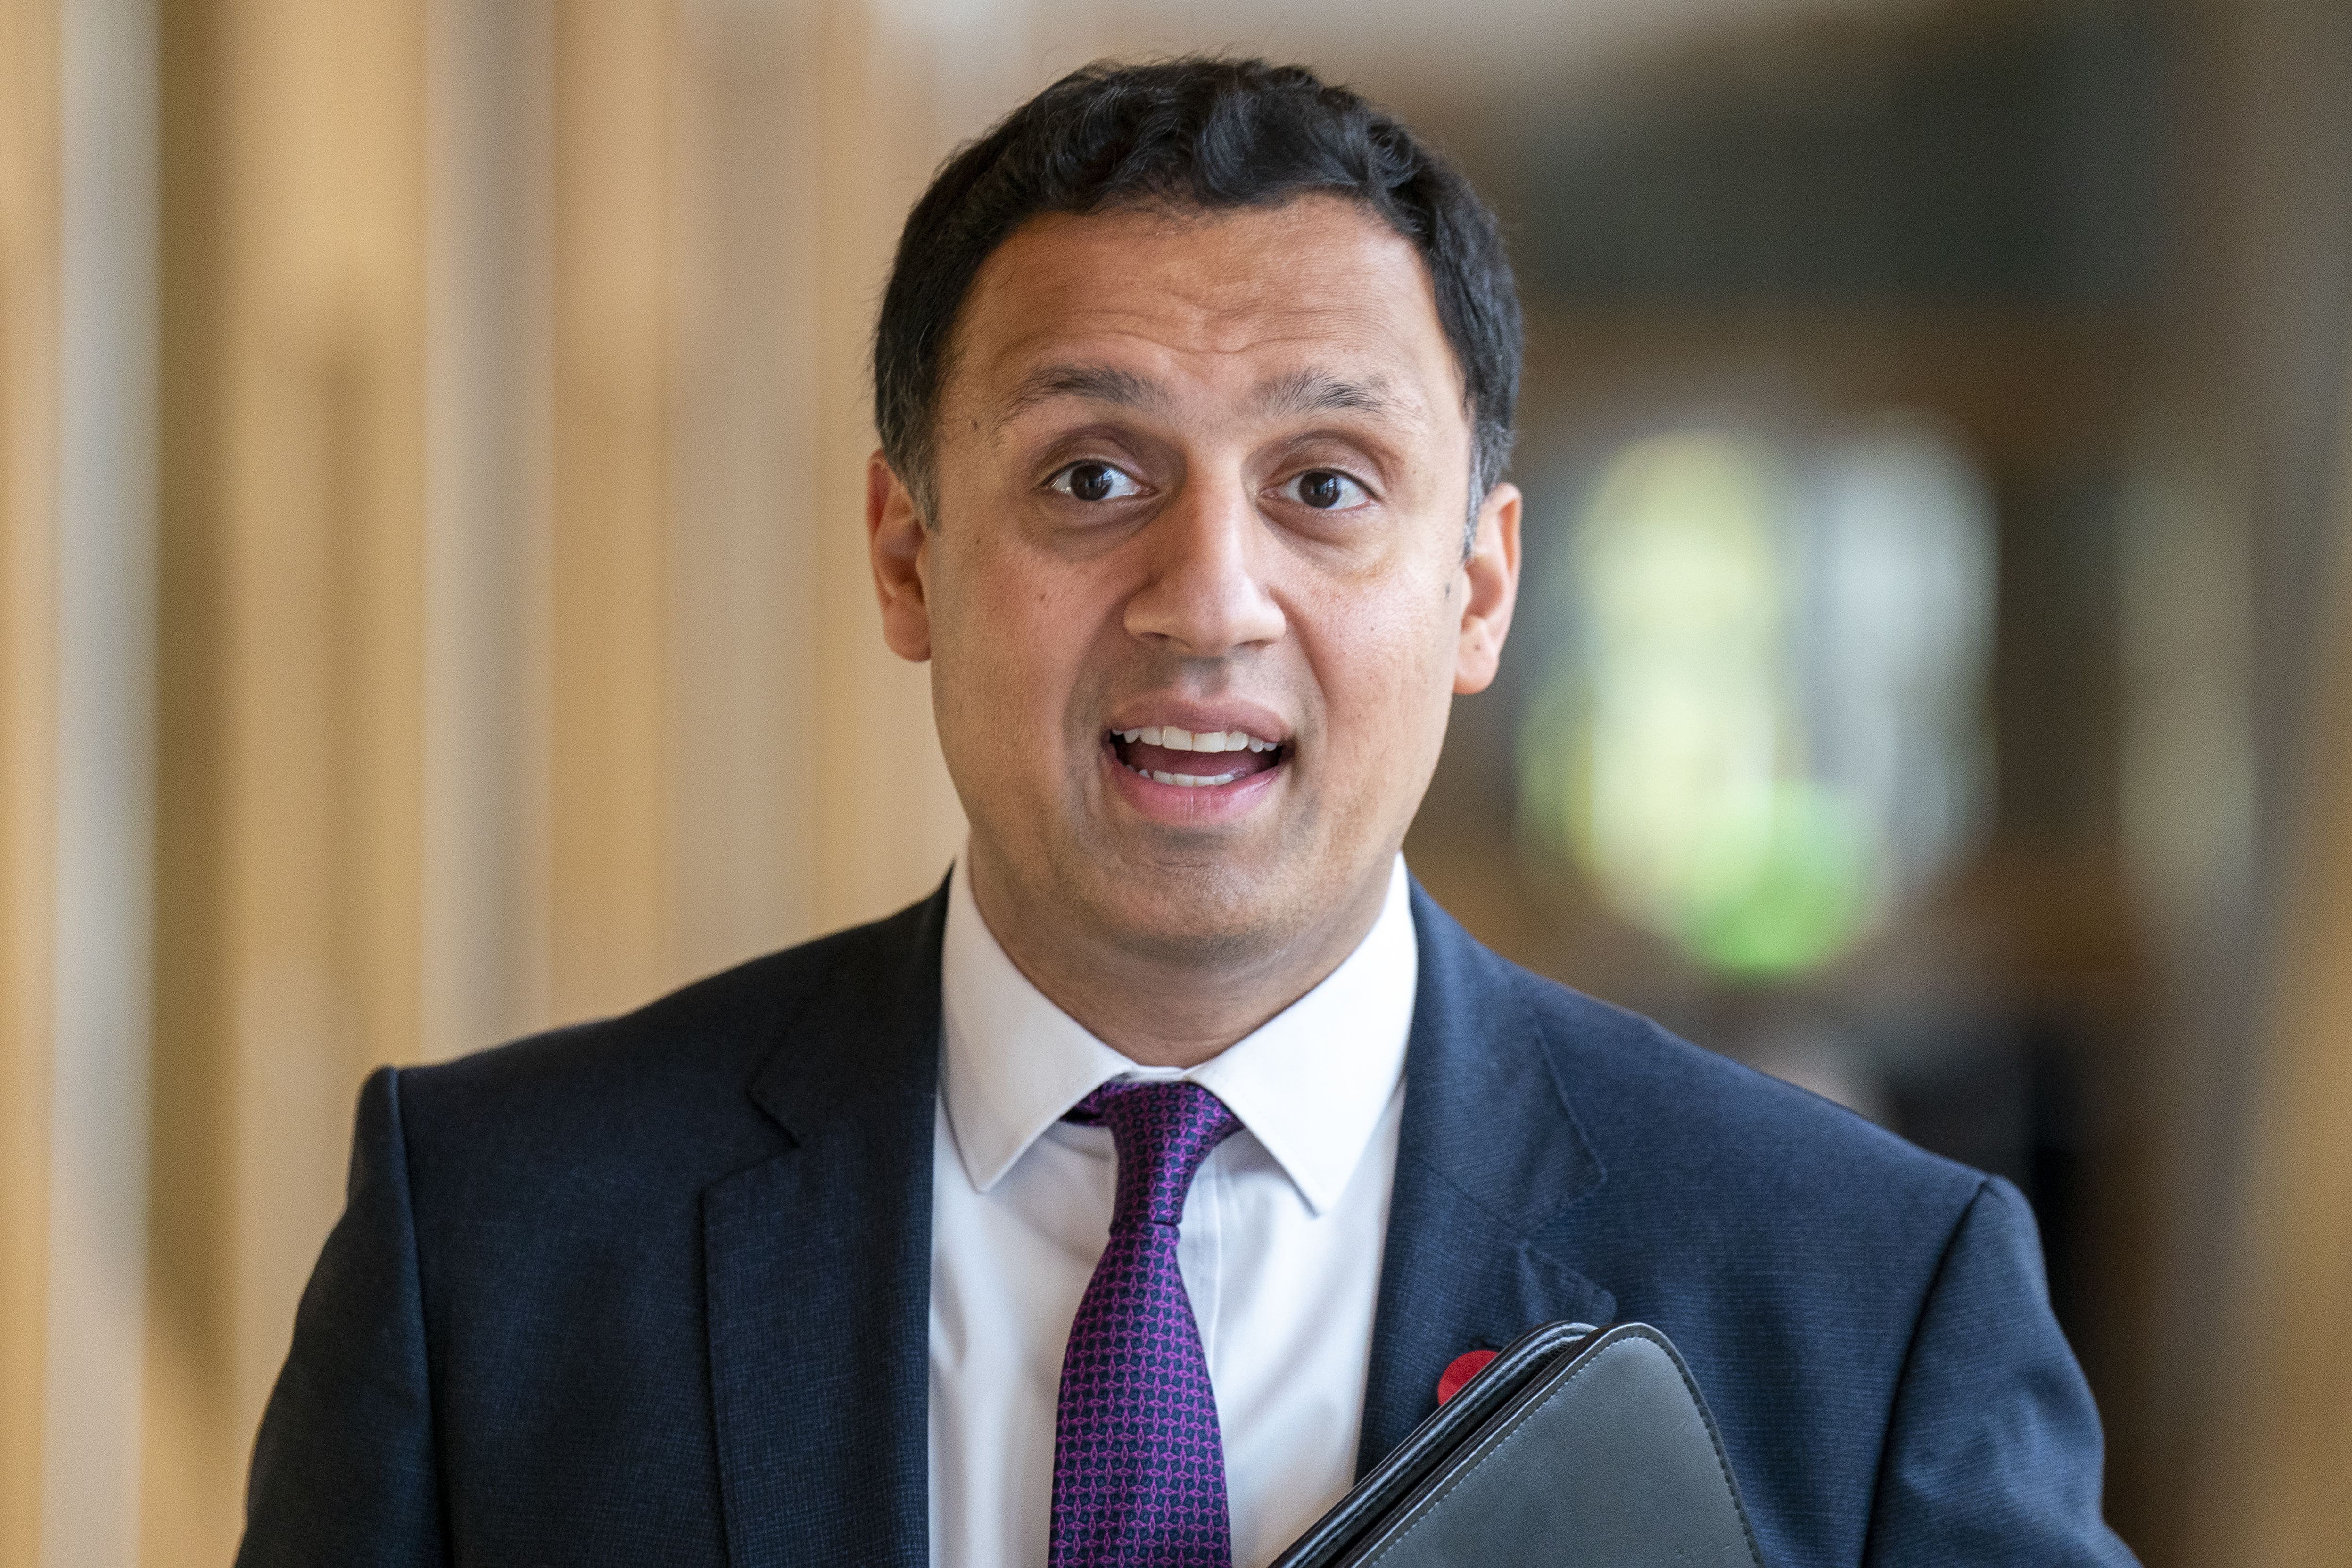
top-left (1143, 768), bottom-right (1244, 787)
top-left (1112, 726), bottom-right (1282, 755)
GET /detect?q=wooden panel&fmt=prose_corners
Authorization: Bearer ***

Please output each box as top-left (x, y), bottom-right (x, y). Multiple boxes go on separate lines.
top-left (536, 0), bottom-right (1007, 1017)
top-left (0, 0), bottom-right (59, 1559)
top-left (545, 0), bottom-right (674, 1022)
top-left (420, 0), bottom-right (554, 1061)
top-left (145, 0), bottom-right (234, 1557)
top-left (127, 0), bottom-right (1044, 1554)
top-left (2196, 382), bottom-right (2352, 1566)
top-left (807, 0), bottom-right (987, 935)
top-left (144, 0), bottom-right (429, 1561)
top-left (667, 0), bottom-right (823, 983)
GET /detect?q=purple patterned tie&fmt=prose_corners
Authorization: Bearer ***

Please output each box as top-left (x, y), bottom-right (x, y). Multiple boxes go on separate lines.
top-left (1050, 1080), bottom-right (1243, 1568)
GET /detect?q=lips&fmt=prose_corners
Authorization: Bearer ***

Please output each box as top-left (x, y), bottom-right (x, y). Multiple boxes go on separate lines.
top-left (1107, 724), bottom-right (1287, 788)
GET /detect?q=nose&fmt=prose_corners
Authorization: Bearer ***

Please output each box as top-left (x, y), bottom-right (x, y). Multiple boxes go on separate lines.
top-left (1122, 473), bottom-right (1287, 657)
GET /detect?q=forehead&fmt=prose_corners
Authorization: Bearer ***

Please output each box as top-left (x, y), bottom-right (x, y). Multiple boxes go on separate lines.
top-left (945, 194), bottom-right (1465, 429)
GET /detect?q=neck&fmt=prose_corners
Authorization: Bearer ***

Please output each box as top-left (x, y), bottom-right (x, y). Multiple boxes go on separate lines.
top-left (963, 845), bottom-right (1395, 1070)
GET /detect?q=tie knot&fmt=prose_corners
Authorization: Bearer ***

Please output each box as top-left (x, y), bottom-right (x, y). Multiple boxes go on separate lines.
top-left (1070, 1080), bottom-right (1242, 1230)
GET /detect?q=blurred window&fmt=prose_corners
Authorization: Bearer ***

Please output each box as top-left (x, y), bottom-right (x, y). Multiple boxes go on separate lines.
top-left (1520, 420), bottom-right (1995, 975)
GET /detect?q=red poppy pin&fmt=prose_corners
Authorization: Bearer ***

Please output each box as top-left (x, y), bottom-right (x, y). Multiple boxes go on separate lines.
top-left (1436, 1348), bottom-right (1497, 1405)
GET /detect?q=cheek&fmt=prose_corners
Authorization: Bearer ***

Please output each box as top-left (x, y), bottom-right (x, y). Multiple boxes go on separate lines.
top-left (1304, 573), bottom-right (1460, 760)
top-left (932, 538), bottom-right (1102, 754)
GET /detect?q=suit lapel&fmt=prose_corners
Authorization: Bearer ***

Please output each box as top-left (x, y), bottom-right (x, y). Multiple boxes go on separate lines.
top-left (704, 887), bottom-right (947, 1568)
top-left (1356, 883), bottom-right (1616, 1474)
top-left (694, 875), bottom-right (1610, 1545)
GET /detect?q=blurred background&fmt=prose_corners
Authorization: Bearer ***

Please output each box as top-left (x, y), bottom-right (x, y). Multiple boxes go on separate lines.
top-left (2, 0), bottom-right (2348, 1562)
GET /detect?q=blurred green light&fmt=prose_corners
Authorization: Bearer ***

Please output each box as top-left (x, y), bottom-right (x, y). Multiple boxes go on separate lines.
top-left (1677, 780), bottom-right (1876, 977)
top-left (1523, 429), bottom-right (1899, 979)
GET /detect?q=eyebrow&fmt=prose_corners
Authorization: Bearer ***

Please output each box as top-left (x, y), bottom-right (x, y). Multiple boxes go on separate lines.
top-left (998, 363), bottom-right (1168, 422)
top-left (1251, 369), bottom-right (1407, 421)
top-left (995, 363), bottom-right (1415, 430)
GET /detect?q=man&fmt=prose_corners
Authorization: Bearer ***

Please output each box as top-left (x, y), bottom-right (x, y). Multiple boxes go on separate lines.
top-left (239, 58), bottom-right (2136, 1568)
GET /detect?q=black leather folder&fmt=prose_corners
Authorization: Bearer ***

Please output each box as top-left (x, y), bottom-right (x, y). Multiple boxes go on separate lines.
top-left (1270, 1322), bottom-right (1764, 1567)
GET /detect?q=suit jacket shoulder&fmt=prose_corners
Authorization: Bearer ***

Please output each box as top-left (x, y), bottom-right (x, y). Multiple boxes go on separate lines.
top-left (398, 893), bottom-right (936, 1172)
top-left (1508, 947), bottom-right (1986, 1238)
top-left (268, 891), bottom-right (950, 1568)
top-left (1375, 890), bottom-right (2132, 1567)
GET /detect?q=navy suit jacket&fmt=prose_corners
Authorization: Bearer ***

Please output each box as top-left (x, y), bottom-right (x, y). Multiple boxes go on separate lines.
top-left (239, 880), bottom-right (2137, 1566)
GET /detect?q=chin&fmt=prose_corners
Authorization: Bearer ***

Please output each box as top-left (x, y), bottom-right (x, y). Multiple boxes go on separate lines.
top-left (1077, 853), bottom-right (1308, 965)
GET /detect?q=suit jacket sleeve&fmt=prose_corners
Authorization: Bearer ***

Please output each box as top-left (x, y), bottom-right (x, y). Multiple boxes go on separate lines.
top-left (1863, 1175), bottom-right (2138, 1566)
top-left (238, 1065), bottom-right (448, 1568)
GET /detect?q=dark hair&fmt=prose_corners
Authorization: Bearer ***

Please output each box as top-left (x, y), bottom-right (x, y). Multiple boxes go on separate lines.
top-left (872, 57), bottom-right (1521, 538)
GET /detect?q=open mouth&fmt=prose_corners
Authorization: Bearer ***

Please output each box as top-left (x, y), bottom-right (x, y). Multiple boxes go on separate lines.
top-left (1106, 725), bottom-right (1288, 788)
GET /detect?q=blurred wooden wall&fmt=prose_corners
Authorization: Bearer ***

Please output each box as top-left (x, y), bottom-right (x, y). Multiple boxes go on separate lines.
top-left (10, 0), bottom-right (1014, 1560)
top-left (2192, 343), bottom-right (2352, 1566)
top-left (1, 0), bottom-right (60, 1560)
top-left (146, 0), bottom-right (430, 1551)
top-left (140, 0), bottom-right (990, 1560)
top-left (2170, 4), bottom-right (2352, 1561)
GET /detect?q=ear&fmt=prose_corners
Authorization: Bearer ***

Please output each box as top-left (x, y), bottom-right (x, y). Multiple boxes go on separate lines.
top-left (868, 451), bottom-right (933, 662)
top-left (1453, 482), bottom-right (1521, 695)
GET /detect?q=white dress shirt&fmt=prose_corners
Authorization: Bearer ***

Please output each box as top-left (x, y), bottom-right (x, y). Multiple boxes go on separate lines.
top-left (928, 854), bottom-right (1419, 1568)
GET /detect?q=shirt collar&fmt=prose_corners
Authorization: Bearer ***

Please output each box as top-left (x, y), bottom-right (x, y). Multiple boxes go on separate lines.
top-left (939, 853), bottom-right (1418, 1216)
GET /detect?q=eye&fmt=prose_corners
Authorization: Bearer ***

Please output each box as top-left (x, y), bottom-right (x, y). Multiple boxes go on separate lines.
top-left (1279, 469), bottom-right (1370, 511)
top-left (1047, 460), bottom-right (1148, 503)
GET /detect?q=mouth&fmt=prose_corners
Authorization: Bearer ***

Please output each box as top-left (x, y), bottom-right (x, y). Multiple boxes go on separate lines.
top-left (1105, 724), bottom-right (1289, 790)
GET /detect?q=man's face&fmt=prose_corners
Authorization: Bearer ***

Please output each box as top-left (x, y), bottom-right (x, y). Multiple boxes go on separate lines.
top-left (870, 194), bottom-right (1519, 966)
